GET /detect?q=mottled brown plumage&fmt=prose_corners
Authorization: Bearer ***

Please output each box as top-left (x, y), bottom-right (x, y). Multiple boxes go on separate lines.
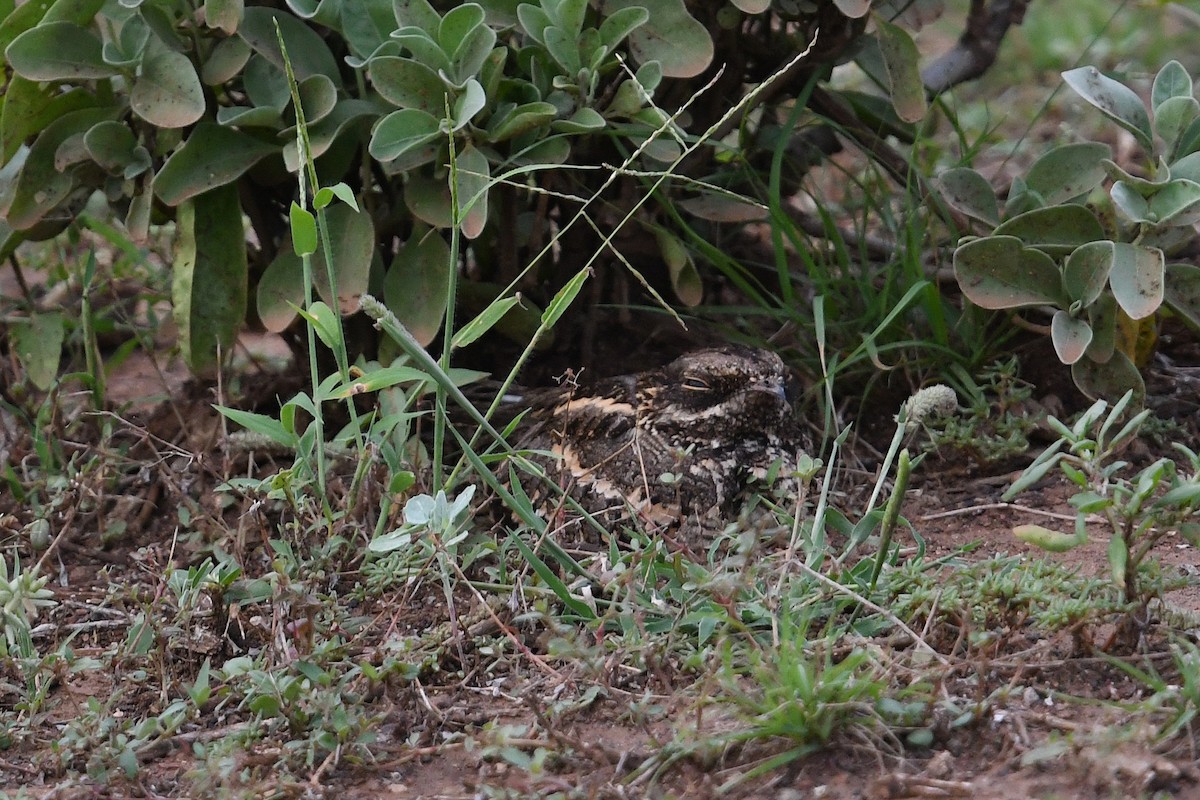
top-left (504, 346), bottom-right (805, 530)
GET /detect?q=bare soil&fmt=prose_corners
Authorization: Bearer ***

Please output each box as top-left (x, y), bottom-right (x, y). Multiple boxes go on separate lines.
top-left (2, 328), bottom-right (1199, 800)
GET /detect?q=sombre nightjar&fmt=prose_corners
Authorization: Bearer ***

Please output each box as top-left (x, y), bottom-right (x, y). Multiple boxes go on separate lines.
top-left (501, 345), bottom-right (806, 532)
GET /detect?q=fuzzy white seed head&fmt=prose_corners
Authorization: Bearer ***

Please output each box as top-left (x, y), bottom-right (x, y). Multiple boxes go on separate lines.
top-left (899, 384), bottom-right (959, 431)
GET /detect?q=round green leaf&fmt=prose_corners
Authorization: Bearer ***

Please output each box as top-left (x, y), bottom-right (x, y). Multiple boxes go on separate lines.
top-left (1062, 66), bottom-right (1153, 151)
top-left (155, 123), bottom-right (278, 206)
top-left (1169, 151), bottom-right (1200, 183)
top-left (1111, 180), bottom-right (1152, 223)
top-left (257, 250), bottom-right (305, 332)
top-left (238, 7), bottom-right (341, 82)
top-left (1148, 179), bottom-right (1200, 227)
top-left (405, 171), bottom-right (453, 228)
top-left (1154, 95), bottom-right (1199, 159)
top-left (1024, 142), bottom-right (1111, 206)
top-left (874, 16), bottom-right (926, 123)
top-left (282, 99), bottom-right (378, 172)
top-left (7, 21), bottom-right (117, 80)
top-left (599, 5), bottom-right (650, 48)
top-left (131, 43), bottom-right (206, 129)
top-left (452, 79), bottom-right (487, 129)
top-left (603, 0), bottom-right (712, 79)
top-left (1151, 60), bottom-right (1191, 112)
top-left (1108, 243), bottom-right (1164, 320)
top-left (202, 35), bottom-right (252, 84)
top-left (312, 204), bottom-right (376, 314)
top-left (6, 106), bottom-right (120, 230)
top-left (369, 108), bottom-right (441, 161)
top-left (1051, 310), bottom-right (1092, 365)
top-left (11, 311), bottom-right (65, 391)
top-left (205, 0), bottom-right (244, 34)
top-left (552, 106), bottom-right (606, 133)
top-left (953, 235), bottom-right (1067, 309)
top-left (454, 143), bottom-right (490, 239)
top-left (83, 120), bottom-right (149, 177)
top-left (1071, 350), bottom-right (1145, 402)
top-left (937, 167), bottom-right (998, 226)
top-left (657, 229), bottom-right (701, 306)
top-left (384, 229), bottom-right (451, 346)
top-left (485, 101), bottom-right (557, 142)
top-left (993, 204), bottom-right (1106, 249)
top-left (370, 56), bottom-right (449, 115)
top-left (0, 80), bottom-right (102, 163)
top-left (1084, 293), bottom-right (1117, 364)
top-left (1165, 262), bottom-right (1200, 329)
top-left (1063, 241), bottom-right (1114, 305)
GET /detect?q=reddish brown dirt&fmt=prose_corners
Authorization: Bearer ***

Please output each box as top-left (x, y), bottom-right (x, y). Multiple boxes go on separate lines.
top-left (2, 331), bottom-right (1198, 799)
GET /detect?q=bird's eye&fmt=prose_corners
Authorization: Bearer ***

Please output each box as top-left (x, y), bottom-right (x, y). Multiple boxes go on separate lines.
top-left (682, 377), bottom-right (710, 391)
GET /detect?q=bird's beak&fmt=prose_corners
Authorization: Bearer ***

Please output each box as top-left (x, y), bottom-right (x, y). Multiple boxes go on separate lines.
top-left (752, 381), bottom-right (788, 402)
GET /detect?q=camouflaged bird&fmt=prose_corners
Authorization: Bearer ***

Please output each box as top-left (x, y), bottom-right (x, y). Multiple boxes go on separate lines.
top-left (502, 346), bottom-right (805, 532)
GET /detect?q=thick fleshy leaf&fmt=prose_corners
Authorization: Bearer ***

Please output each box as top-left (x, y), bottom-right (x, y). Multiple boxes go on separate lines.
top-left (552, 106), bottom-right (606, 133)
top-left (1151, 60), bottom-right (1192, 112)
top-left (1169, 151), bottom-right (1200, 183)
top-left (1024, 142), bottom-right (1111, 205)
top-left (937, 167), bottom-right (998, 226)
top-left (6, 107), bottom-right (119, 230)
top-left (202, 35), bottom-right (252, 84)
top-left (1051, 310), bottom-right (1092, 365)
top-left (953, 236), bottom-right (1067, 309)
top-left (1107, 243), bottom-right (1164, 320)
top-left (238, 7), bottom-right (341, 82)
top-left (155, 123), bottom-right (278, 206)
top-left (1165, 262), bottom-right (1200, 329)
top-left (296, 74), bottom-right (338, 124)
top-left (0, 80), bottom-right (101, 163)
top-left (603, 0), bottom-right (712, 79)
top-left (446, 14), bottom-right (496, 82)
top-left (1062, 66), bottom-right (1153, 151)
top-left (6, 21), bottom-right (117, 80)
top-left (485, 101), bottom-right (558, 142)
top-left (993, 204), bottom-right (1105, 250)
top-left (1111, 180), bottom-right (1152, 222)
top-left (130, 42), bottom-right (206, 129)
top-left (369, 56), bottom-right (449, 114)
top-left (657, 229), bottom-right (702, 306)
top-left (874, 15), bottom-right (926, 123)
top-left (313, 204), bottom-right (375, 314)
top-left (598, 5), bottom-right (649, 49)
top-left (1071, 350), bottom-right (1144, 403)
top-left (454, 143), bottom-right (490, 239)
top-left (1154, 95), bottom-right (1199, 160)
top-left (173, 183), bottom-right (248, 375)
top-left (1062, 241), bottom-right (1113, 306)
top-left (205, 0), bottom-right (243, 34)
top-left (389, 27), bottom-right (452, 75)
top-left (677, 194), bottom-right (768, 222)
top-left (1148, 179), bottom-right (1200, 226)
top-left (1084, 293), bottom-right (1117, 364)
top-left (83, 121), bottom-right (149, 178)
top-left (452, 79), bottom-right (487, 129)
top-left (405, 171), bottom-right (453, 228)
top-left (281, 99), bottom-right (378, 172)
top-left (256, 250), bottom-right (305, 332)
top-left (10, 311), bottom-right (65, 391)
top-left (834, 0), bottom-right (871, 17)
top-left (384, 229), bottom-right (451, 346)
top-left (369, 108), bottom-right (442, 161)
